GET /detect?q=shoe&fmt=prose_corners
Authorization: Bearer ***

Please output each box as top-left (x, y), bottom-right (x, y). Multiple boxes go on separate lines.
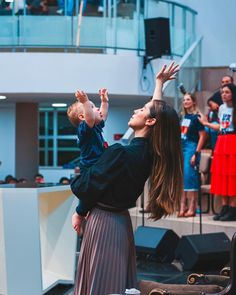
top-left (213, 205), bottom-right (229, 221)
top-left (220, 207), bottom-right (236, 221)
top-left (98, 6), bottom-right (104, 13)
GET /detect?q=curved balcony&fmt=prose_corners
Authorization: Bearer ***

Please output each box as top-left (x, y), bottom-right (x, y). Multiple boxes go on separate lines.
top-left (0, 0), bottom-right (197, 57)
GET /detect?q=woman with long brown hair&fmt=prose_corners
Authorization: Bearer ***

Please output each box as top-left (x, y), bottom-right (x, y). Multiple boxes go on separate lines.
top-left (178, 93), bottom-right (206, 217)
top-left (70, 62), bottom-right (183, 295)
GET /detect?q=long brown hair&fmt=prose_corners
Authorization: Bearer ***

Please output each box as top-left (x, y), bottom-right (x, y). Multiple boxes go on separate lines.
top-left (222, 83), bottom-right (236, 131)
top-left (146, 100), bottom-right (183, 220)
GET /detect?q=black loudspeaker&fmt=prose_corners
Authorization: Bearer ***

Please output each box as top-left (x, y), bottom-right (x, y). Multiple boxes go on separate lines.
top-left (134, 226), bottom-right (179, 263)
top-left (175, 232), bottom-right (230, 270)
top-left (144, 17), bottom-right (171, 58)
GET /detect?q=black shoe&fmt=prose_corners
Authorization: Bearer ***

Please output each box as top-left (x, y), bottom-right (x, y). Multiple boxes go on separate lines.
top-left (220, 207), bottom-right (236, 221)
top-left (213, 205), bottom-right (229, 221)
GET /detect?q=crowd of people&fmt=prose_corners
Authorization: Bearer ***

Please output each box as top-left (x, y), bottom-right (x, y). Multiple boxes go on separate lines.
top-left (0, 173), bottom-right (70, 185)
top-left (178, 74), bottom-right (236, 221)
top-left (0, 0), bottom-right (105, 16)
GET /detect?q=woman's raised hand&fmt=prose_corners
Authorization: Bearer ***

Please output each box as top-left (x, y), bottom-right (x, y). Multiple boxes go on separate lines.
top-left (156, 62), bottom-right (179, 84)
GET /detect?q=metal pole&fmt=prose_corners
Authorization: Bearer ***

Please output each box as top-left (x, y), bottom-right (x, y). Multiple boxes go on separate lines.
top-left (76, 0), bottom-right (84, 47)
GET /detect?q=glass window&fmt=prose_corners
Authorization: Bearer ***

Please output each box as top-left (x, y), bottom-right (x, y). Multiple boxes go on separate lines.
top-left (39, 138), bottom-right (53, 148)
top-left (58, 151), bottom-right (80, 167)
top-left (48, 112), bottom-right (53, 135)
top-left (39, 108), bottom-right (79, 167)
top-left (39, 112), bottom-right (45, 135)
top-left (58, 139), bottom-right (77, 148)
top-left (58, 111), bottom-right (76, 135)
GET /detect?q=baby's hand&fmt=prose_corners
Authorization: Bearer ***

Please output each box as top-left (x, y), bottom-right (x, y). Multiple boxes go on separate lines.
top-left (75, 90), bottom-right (89, 104)
top-left (72, 212), bottom-right (84, 235)
top-left (99, 88), bottom-right (109, 103)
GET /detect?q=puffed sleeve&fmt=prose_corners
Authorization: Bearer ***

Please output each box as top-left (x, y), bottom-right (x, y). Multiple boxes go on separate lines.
top-left (70, 143), bottom-right (126, 215)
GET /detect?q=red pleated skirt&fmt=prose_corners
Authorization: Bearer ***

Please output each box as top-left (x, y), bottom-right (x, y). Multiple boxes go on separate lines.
top-left (211, 134), bottom-right (236, 196)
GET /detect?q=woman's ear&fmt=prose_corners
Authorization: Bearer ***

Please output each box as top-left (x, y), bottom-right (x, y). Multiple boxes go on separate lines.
top-left (145, 117), bottom-right (156, 126)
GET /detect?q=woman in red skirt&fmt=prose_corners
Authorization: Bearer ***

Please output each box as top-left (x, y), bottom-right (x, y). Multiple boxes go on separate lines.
top-left (199, 83), bottom-right (236, 221)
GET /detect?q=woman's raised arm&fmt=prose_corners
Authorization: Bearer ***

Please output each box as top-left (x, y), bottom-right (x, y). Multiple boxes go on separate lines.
top-left (152, 62), bottom-right (179, 100)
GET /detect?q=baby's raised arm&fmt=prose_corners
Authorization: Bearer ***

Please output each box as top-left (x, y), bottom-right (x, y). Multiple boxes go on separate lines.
top-left (99, 88), bottom-right (109, 121)
top-left (75, 90), bottom-right (95, 128)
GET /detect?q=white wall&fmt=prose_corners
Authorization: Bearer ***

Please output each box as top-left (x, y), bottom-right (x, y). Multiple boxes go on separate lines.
top-left (104, 106), bottom-right (134, 145)
top-left (0, 52), bottom-right (150, 96)
top-left (175, 0), bottom-right (236, 67)
top-left (0, 104), bottom-right (16, 180)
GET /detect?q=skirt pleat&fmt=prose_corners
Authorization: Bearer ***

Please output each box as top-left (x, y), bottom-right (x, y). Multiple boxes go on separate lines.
top-left (211, 134), bottom-right (236, 196)
top-left (73, 207), bottom-right (137, 295)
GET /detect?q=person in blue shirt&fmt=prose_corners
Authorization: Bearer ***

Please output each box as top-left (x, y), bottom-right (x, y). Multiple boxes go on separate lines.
top-left (178, 93), bottom-right (206, 217)
top-left (67, 88), bottom-right (109, 229)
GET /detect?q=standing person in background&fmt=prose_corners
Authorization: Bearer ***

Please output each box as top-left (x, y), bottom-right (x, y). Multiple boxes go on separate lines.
top-left (205, 96), bottom-right (222, 150)
top-left (199, 83), bottom-right (236, 221)
top-left (210, 75), bottom-right (234, 106)
top-left (70, 62), bottom-right (183, 295)
top-left (178, 93), bottom-right (206, 217)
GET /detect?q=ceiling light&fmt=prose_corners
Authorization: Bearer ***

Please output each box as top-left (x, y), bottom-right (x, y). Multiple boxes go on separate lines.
top-left (52, 103), bottom-right (67, 107)
top-left (0, 95), bottom-right (7, 100)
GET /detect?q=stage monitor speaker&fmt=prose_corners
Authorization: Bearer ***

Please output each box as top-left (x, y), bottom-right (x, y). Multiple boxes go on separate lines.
top-left (144, 17), bottom-right (171, 58)
top-left (134, 226), bottom-right (179, 263)
top-left (175, 232), bottom-right (230, 270)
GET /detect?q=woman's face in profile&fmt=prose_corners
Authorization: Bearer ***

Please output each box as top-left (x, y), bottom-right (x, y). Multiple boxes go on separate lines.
top-left (128, 101), bottom-right (153, 129)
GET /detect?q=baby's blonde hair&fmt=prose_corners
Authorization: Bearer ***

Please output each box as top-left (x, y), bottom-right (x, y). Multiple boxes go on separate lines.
top-left (67, 101), bottom-right (83, 127)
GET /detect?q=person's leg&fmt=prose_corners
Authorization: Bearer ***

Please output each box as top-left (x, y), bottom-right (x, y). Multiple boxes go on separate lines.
top-left (213, 196), bottom-right (229, 221)
top-left (185, 191), bottom-right (197, 217)
top-left (220, 197), bottom-right (236, 221)
top-left (57, 0), bottom-right (64, 10)
top-left (66, 0), bottom-right (74, 15)
top-left (178, 191), bottom-right (187, 217)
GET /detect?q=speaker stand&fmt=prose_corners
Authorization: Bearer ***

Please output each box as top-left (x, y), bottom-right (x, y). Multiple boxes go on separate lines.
top-left (197, 164), bottom-right (203, 234)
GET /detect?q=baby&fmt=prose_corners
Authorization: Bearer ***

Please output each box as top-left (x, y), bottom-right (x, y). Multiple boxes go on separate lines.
top-left (67, 88), bottom-right (109, 232)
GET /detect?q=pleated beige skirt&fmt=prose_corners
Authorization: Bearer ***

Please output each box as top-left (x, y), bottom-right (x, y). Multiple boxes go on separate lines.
top-left (73, 207), bottom-right (137, 295)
